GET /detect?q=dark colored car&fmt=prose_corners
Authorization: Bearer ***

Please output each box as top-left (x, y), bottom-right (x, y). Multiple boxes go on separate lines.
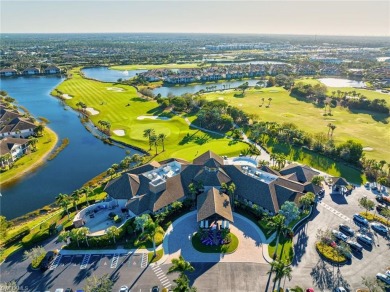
top-left (40, 251), bottom-right (57, 271)
top-left (347, 240), bottom-right (363, 252)
top-left (339, 224), bottom-right (354, 236)
top-left (376, 204), bottom-right (386, 212)
top-left (151, 286), bottom-right (160, 292)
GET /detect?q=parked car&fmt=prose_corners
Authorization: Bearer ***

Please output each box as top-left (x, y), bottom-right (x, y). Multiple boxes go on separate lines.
top-left (371, 183), bottom-right (378, 191)
top-left (318, 189), bottom-right (325, 197)
top-left (357, 233), bottom-right (373, 246)
top-left (334, 287), bottom-right (347, 292)
top-left (55, 289), bottom-right (64, 292)
top-left (119, 286), bottom-right (128, 292)
top-left (353, 214), bottom-right (369, 226)
top-left (376, 273), bottom-right (390, 284)
top-left (65, 289), bottom-right (73, 292)
top-left (40, 250), bottom-right (58, 271)
top-left (376, 204), bottom-right (386, 212)
top-left (339, 224), bottom-right (354, 236)
top-left (332, 230), bottom-right (348, 242)
top-left (364, 182), bottom-right (370, 188)
top-left (151, 286), bottom-right (160, 292)
top-left (347, 240), bottom-right (363, 252)
top-left (371, 223), bottom-right (389, 234)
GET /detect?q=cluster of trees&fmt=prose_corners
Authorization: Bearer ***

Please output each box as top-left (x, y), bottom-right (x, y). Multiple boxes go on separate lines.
top-left (361, 157), bottom-right (390, 187)
top-left (106, 153), bottom-right (145, 178)
top-left (168, 256), bottom-right (197, 292)
top-left (143, 128), bottom-right (167, 155)
top-left (291, 82), bottom-right (328, 103)
top-left (97, 120), bottom-right (111, 135)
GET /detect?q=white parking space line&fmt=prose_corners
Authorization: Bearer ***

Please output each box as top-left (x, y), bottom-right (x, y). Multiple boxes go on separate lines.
top-left (80, 254), bottom-right (91, 269)
top-left (111, 254), bottom-right (119, 269)
top-left (151, 264), bottom-right (172, 289)
top-left (49, 255), bottom-right (61, 270)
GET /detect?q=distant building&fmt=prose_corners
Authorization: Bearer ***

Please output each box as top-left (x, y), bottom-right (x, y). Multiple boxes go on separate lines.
top-left (0, 106), bottom-right (37, 138)
top-left (0, 68), bottom-right (18, 77)
top-left (22, 67), bottom-right (40, 75)
top-left (44, 66), bottom-right (61, 74)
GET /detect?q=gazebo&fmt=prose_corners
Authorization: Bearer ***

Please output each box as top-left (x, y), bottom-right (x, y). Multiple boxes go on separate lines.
top-left (330, 177), bottom-right (350, 194)
top-left (197, 187), bottom-right (234, 229)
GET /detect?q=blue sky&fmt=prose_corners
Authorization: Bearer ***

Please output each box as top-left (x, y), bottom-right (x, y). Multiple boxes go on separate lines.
top-left (1, 1), bottom-right (389, 36)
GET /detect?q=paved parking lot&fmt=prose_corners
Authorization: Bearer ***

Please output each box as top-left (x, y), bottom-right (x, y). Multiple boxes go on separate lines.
top-left (290, 185), bottom-right (390, 291)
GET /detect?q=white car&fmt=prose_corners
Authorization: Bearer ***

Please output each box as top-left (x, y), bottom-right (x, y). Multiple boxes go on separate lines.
top-left (334, 288), bottom-right (347, 292)
top-left (119, 286), bottom-right (128, 292)
top-left (376, 273), bottom-right (390, 284)
top-left (332, 230), bottom-right (348, 242)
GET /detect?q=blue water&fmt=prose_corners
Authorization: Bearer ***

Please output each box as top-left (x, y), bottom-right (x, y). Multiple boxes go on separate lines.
top-left (82, 67), bottom-right (146, 82)
top-left (0, 76), bottom-right (140, 219)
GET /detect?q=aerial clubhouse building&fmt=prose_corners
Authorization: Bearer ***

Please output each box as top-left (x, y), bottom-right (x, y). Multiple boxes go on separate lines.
top-left (104, 151), bottom-right (321, 224)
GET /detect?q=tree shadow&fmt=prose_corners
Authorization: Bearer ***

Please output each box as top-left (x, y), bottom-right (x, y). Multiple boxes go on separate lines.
top-left (233, 93), bottom-right (245, 98)
top-left (147, 106), bottom-right (164, 115)
top-left (310, 259), bottom-right (334, 290)
top-left (348, 108), bottom-right (389, 124)
top-left (292, 226), bottom-right (309, 266)
top-left (329, 192), bottom-right (348, 205)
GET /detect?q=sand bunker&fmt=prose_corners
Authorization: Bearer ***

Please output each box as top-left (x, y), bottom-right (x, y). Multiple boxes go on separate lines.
top-left (363, 147), bottom-right (374, 151)
top-left (113, 129), bottom-right (125, 136)
top-left (86, 107), bottom-right (99, 115)
top-left (238, 103), bottom-right (243, 107)
top-left (218, 97), bottom-right (224, 100)
top-left (269, 90), bottom-right (279, 93)
top-left (61, 94), bottom-right (72, 99)
top-left (107, 87), bottom-right (125, 92)
top-left (137, 115), bottom-right (170, 121)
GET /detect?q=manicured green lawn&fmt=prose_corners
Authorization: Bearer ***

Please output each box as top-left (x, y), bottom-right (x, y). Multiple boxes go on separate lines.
top-left (0, 127), bottom-right (58, 186)
top-left (203, 86), bottom-right (389, 162)
top-left (55, 68), bottom-right (249, 161)
top-left (110, 63), bottom-right (205, 71)
top-left (148, 248), bottom-right (164, 263)
top-left (191, 232), bottom-right (239, 254)
top-left (268, 236), bottom-right (293, 264)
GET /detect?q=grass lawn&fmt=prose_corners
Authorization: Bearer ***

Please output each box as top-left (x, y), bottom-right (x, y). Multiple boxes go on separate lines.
top-left (203, 86), bottom-right (389, 162)
top-left (110, 63), bottom-right (205, 71)
top-left (55, 68), bottom-right (249, 161)
top-left (148, 248), bottom-right (164, 263)
top-left (268, 236), bottom-right (293, 264)
top-left (191, 232), bottom-right (239, 254)
top-left (0, 127), bottom-right (58, 186)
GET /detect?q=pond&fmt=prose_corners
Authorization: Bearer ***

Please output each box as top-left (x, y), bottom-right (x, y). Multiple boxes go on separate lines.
top-left (82, 67), bottom-right (264, 96)
top-left (0, 76), bottom-right (140, 219)
top-left (318, 78), bottom-right (366, 88)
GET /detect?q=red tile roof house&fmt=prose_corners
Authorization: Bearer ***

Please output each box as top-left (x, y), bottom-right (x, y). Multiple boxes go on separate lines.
top-left (0, 106), bottom-right (37, 138)
top-left (103, 150), bottom-right (322, 228)
top-left (0, 137), bottom-right (30, 167)
top-left (22, 67), bottom-right (40, 75)
top-left (44, 66), bottom-right (61, 74)
top-left (0, 68), bottom-right (18, 77)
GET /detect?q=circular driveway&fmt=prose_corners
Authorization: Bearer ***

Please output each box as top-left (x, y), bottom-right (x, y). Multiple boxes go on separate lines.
top-left (163, 211), bottom-right (274, 263)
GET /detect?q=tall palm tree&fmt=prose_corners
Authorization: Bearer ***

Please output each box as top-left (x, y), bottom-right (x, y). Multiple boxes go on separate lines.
top-left (267, 214), bottom-right (289, 258)
top-left (106, 226), bottom-right (120, 244)
top-left (28, 137), bottom-right (39, 151)
top-left (56, 193), bottom-right (70, 219)
top-left (143, 219), bottom-right (160, 256)
top-left (172, 273), bottom-right (196, 292)
top-left (158, 133), bottom-right (167, 152)
top-left (71, 190), bottom-right (81, 211)
top-left (143, 128), bottom-right (155, 150)
top-left (77, 227), bottom-right (90, 247)
top-left (168, 256), bottom-right (195, 275)
top-left (150, 135), bottom-right (158, 155)
top-left (226, 183), bottom-right (236, 211)
top-left (267, 259), bottom-right (292, 292)
top-left (268, 97), bottom-right (272, 107)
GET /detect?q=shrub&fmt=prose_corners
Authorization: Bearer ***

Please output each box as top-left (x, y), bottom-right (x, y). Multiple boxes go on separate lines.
top-left (3, 226), bottom-right (30, 247)
top-left (316, 242), bottom-right (346, 263)
top-left (360, 212), bottom-right (390, 227)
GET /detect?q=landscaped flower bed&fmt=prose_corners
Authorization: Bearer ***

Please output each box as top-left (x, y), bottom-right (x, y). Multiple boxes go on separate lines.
top-left (315, 242), bottom-right (346, 263)
top-left (192, 231), bottom-right (238, 254)
top-left (360, 212), bottom-right (390, 227)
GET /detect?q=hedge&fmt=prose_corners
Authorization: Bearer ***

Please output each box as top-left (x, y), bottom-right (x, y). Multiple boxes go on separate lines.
top-left (2, 226), bottom-right (30, 247)
top-left (316, 242), bottom-right (346, 263)
top-left (360, 212), bottom-right (390, 227)
top-left (31, 252), bottom-right (46, 269)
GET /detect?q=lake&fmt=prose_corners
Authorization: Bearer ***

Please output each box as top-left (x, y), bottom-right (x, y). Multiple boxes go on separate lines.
top-left (0, 76), bottom-right (140, 219)
top-left (81, 67), bottom-right (263, 96)
top-left (318, 78), bottom-right (366, 88)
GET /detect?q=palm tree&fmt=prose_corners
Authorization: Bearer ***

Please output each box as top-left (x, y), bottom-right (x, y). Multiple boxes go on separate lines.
top-left (150, 135), bottom-right (159, 155)
top-left (83, 186), bottom-right (92, 205)
top-left (28, 137), bottom-right (39, 151)
top-left (106, 167), bottom-right (115, 178)
top-left (56, 193), bottom-right (70, 219)
top-left (267, 214), bottom-right (289, 258)
top-left (267, 259), bottom-right (292, 292)
top-left (268, 97), bottom-right (272, 107)
top-left (58, 231), bottom-right (70, 245)
top-left (143, 219), bottom-right (160, 256)
top-left (106, 226), bottom-right (120, 244)
top-left (158, 133), bottom-right (167, 152)
top-left (168, 256), bottom-right (195, 275)
top-left (188, 182), bottom-right (198, 201)
top-left (143, 128), bottom-right (155, 150)
top-left (34, 124), bottom-right (45, 136)
top-left (77, 227), bottom-right (90, 247)
top-left (172, 273), bottom-right (196, 292)
top-left (71, 190), bottom-right (81, 211)
top-left (226, 183), bottom-right (236, 211)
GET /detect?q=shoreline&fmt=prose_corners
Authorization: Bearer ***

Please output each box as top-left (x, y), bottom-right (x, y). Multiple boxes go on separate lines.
top-left (0, 127), bottom-right (59, 187)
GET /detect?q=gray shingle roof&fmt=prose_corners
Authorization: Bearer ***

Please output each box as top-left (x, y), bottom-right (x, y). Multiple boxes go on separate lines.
top-left (197, 187), bottom-right (233, 222)
top-left (152, 175), bottom-right (186, 212)
top-left (193, 150), bottom-right (224, 166)
top-left (331, 177), bottom-right (349, 186)
top-left (193, 167), bottom-right (231, 187)
top-left (279, 163), bottom-right (319, 183)
top-left (0, 137), bottom-right (29, 155)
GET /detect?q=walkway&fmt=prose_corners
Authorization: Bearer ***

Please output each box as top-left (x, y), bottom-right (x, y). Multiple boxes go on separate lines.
top-left (161, 211), bottom-right (275, 264)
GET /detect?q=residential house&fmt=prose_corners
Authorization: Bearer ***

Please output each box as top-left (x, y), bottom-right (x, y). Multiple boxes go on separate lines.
top-left (0, 106), bottom-right (37, 138)
top-left (44, 66), bottom-right (61, 74)
top-left (0, 137), bottom-right (29, 167)
top-left (0, 68), bottom-right (18, 77)
top-left (22, 67), bottom-right (40, 75)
